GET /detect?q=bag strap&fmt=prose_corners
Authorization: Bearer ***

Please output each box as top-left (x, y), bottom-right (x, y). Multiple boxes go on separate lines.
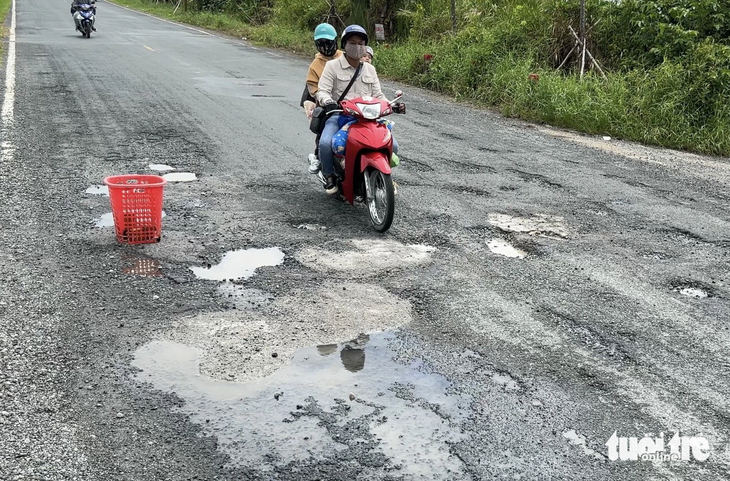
top-left (337, 63), bottom-right (363, 104)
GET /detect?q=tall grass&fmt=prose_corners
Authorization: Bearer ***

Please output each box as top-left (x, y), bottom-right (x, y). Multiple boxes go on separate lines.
top-left (113, 0), bottom-right (730, 157)
top-left (1, 0), bottom-right (12, 53)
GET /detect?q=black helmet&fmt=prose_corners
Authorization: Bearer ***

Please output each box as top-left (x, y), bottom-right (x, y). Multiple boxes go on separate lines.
top-left (340, 25), bottom-right (368, 49)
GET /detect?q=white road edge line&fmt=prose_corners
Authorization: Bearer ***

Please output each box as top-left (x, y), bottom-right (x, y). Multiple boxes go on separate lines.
top-left (1, 0), bottom-right (16, 164)
top-left (103, 0), bottom-right (213, 37)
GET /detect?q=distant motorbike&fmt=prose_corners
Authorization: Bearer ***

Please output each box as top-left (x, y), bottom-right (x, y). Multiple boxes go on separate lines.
top-left (315, 91), bottom-right (405, 232)
top-left (72, 1), bottom-right (96, 38)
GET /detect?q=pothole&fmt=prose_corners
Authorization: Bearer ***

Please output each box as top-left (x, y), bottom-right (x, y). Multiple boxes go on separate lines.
top-left (166, 281), bottom-right (412, 383)
top-left (677, 287), bottom-right (708, 298)
top-left (563, 430), bottom-right (605, 460)
top-left (149, 163), bottom-right (175, 172)
top-left (163, 172), bottom-right (197, 182)
top-left (297, 240), bottom-right (436, 274)
top-left (217, 284), bottom-right (274, 309)
top-left (85, 185), bottom-right (109, 196)
top-left (488, 213), bottom-right (568, 239)
top-left (132, 331), bottom-right (471, 476)
top-left (491, 373), bottom-right (520, 391)
top-left (94, 213), bottom-right (115, 228)
top-left (487, 239), bottom-right (526, 259)
top-left (190, 248), bottom-right (285, 281)
top-left (670, 280), bottom-right (714, 299)
top-left (296, 223), bottom-right (327, 231)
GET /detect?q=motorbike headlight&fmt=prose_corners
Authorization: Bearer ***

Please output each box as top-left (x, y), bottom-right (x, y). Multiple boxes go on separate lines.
top-left (356, 103), bottom-right (381, 120)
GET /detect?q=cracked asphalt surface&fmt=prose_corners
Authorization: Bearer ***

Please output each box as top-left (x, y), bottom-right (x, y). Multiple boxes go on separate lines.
top-left (1, 0), bottom-right (729, 479)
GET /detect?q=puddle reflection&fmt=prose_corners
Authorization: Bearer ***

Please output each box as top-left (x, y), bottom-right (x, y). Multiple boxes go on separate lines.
top-left (122, 256), bottom-right (162, 277)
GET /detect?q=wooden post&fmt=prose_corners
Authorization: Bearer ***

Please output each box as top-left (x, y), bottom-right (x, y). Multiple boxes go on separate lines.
top-left (580, 0), bottom-right (586, 78)
top-left (450, 0), bottom-right (457, 31)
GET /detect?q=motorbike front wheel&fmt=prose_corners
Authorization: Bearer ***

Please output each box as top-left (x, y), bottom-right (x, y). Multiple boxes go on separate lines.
top-left (365, 169), bottom-right (395, 232)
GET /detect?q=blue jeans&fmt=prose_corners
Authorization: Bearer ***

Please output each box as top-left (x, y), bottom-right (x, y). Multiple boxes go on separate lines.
top-left (318, 114), bottom-right (341, 177)
top-left (318, 114), bottom-right (400, 177)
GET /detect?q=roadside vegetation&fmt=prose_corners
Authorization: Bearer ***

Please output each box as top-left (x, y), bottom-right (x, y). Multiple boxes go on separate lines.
top-left (1, 0), bottom-right (12, 50)
top-left (114, 0), bottom-right (730, 157)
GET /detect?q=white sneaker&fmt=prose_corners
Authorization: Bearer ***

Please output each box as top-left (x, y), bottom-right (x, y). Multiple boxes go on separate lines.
top-left (308, 154), bottom-right (321, 174)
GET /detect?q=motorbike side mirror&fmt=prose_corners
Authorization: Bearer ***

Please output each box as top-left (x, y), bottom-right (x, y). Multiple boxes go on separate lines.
top-left (394, 90), bottom-right (403, 98)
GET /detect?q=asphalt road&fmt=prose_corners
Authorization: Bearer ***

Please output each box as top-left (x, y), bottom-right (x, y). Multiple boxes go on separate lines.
top-left (1, 0), bottom-right (729, 479)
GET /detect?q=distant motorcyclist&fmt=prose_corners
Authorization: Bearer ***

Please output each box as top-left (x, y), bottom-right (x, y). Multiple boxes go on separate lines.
top-left (71, 0), bottom-right (96, 32)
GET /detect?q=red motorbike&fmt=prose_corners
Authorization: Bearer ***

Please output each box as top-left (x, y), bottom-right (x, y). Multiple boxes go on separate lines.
top-left (317, 91), bottom-right (404, 232)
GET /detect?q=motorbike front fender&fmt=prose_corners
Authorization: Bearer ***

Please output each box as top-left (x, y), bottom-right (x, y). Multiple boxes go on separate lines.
top-left (359, 151), bottom-right (392, 175)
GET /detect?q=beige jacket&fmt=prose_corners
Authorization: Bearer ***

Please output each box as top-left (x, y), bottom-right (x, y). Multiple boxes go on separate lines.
top-left (316, 55), bottom-right (386, 106)
top-left (306, 51), bottom-right (343, 98)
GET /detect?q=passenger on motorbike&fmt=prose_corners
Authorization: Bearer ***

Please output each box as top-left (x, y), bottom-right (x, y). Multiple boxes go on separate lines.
top-left (300, 23), bottom-right (343, 174)
top-left (70, 0), bottom-right (96, 32)
top-left (316, 25), bottom-right (405, 195)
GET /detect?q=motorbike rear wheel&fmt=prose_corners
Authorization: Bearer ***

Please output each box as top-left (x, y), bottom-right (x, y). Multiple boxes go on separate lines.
top-left (365, 169), bottom-right (395, 232)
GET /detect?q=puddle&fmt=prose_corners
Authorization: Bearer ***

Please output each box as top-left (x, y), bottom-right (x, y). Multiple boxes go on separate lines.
top-left (487, 239), bottom-right (526, 259)
top-left (85, 185), bottom-right (109, 196)
top-left (297, 240), bottom-right (436, 274)
top-left (95, 213), bottom-right (115, 228)
top-left (563, 429), bottom-right (605, 460)
top-left (488, 213), bottom-right (568, 239)
top-left (149, 163), bottom-right (175, 172)
top-left (122, 256), bottom-right (162, 277)
top-left (162, 172), bottom-right (197, 182)
top-left (191, 248), bottom-right (285, 281)
top-left (173, 281), bottom-right (412, 383)
top-left (491, 373), bottom-right (520, 391)
top-left (95, 211), bottom-right (166, 228)
top-left (132, 332), bottom-right (471, 476)
top-left (678, 287), bottom-right (708, 298)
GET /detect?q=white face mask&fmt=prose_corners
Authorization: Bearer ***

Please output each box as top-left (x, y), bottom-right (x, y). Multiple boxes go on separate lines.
top-left (345, 43), bottom-right (367, 60)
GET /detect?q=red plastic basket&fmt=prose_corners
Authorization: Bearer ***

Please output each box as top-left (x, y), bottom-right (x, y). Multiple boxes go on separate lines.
top-left (103, 175), bottom-right (167, 245)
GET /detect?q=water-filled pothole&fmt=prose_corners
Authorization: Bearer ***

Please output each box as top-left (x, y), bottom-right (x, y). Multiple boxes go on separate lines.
top-left (296, 223), bottom-right (327, 231)
top-left (149, 163), bottom-right (175, 172)
top-left (191, 248), bottom-right (285, 281)
top-left (163, 172), bottom-right (197, 182)
top-left (86, 185), bottom-right (109, 196)
top-left (563, 429), bottom-right (605, 460)
top-left (492, 372), bottom-right (520, 391)
top-left (132, 332), bottom-right (471, 475)
top-left (95, 211), bottom-right (166, 228)
top-left (677, 287), bottom-right (708, 298)
top-left (95, 213), bottom-right (114, 228)
top-left (487, 239), bottom-right (526, 259)
top-left (670, 280), bottom-right (714, 299)
top-left (488, 213), bottom-right (568, 239)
